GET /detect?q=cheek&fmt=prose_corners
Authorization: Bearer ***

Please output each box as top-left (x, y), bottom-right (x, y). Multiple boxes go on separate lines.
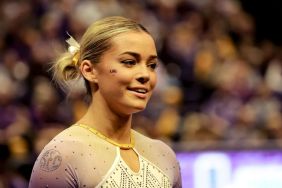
top-left (100, 73), bottom-right (132, 94)
top-left (150, 73), bottom-right (157, 89)
top-left (110, 68), bottom-right (134, 84)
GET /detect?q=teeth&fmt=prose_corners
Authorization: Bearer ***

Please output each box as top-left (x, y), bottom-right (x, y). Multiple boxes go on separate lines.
top-left (135, 89), bottom-right (147, 93)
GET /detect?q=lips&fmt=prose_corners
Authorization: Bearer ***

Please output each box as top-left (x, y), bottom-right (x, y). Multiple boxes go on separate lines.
top-left (127, 87), bottom-right (148, 93)
top-left (127, 87), bottom-right (149, 99)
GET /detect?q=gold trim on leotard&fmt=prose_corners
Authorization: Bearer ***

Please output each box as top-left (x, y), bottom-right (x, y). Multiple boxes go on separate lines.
top-left (75, 124), bottom-right (135, 150)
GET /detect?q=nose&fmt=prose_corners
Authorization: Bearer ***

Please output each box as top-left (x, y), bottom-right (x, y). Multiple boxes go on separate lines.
top-left (137, 76), bottom-right (149, 84)
top-left (136, 65), bottom-right (150, 84)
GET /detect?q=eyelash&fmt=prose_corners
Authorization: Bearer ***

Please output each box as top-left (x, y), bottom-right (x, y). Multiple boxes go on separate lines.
top-left (121, 60), bottom-right (158, 70)
top-left (148, 62), bottom-right (158, 70)
top-left (121, 60), bottom-right (136, 66)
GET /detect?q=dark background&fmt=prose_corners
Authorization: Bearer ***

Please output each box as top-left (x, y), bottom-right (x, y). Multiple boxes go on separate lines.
top-left (240, 0), bottom-right (282, 45)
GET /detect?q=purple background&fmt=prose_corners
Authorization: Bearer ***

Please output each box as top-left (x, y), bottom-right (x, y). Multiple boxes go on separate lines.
top-left (177, 150), bottom-right (282, 188)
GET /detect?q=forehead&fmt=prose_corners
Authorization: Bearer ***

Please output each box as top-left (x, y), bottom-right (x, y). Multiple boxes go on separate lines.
top-left (108, 31), bottom-right (157, 56)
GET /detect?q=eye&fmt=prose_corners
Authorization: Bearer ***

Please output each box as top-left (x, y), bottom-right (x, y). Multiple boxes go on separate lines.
top-left (121, 60), bottom-right (137, 67)
top-left (148, 62), bottom-right (158, 70)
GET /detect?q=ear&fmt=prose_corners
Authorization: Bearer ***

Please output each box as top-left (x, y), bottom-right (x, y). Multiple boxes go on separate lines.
top-left (79, 60), bottom-right (98, 83)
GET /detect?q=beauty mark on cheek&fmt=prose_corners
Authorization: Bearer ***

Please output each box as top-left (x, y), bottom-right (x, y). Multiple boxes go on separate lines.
top-left (109, 69), bottom-right (117, 74)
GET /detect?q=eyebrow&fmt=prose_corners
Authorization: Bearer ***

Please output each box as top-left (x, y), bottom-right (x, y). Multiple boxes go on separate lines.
top-left (119, 51), bottom-right (158, 62)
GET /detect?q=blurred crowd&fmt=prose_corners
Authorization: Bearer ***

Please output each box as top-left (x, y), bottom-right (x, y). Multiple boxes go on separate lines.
top-left (0, 0), bottom-right (282, 187)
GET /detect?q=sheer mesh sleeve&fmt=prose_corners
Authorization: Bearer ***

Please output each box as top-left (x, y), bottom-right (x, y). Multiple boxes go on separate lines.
top-left (29, 126), bottom-right (117, 188)
top-left (29, 140), bottom-right (80, 188)
top-left (133, 131), bottom-right (182, 188)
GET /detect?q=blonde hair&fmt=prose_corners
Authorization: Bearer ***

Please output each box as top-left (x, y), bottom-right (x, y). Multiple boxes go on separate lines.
top-left (52, 16), bottom-right (149, 95)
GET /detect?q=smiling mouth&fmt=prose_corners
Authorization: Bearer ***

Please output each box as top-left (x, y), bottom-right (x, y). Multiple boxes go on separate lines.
top-left (127, 87), bottom-right (149, 93)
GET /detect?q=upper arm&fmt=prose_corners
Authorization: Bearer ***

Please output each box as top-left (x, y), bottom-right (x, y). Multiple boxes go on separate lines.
top-left (155, 140), bottom-right (182, 188)
top-left (173, 160), bottom-right (182, 188)
top-left (29, 142), bottom-right (79, 188)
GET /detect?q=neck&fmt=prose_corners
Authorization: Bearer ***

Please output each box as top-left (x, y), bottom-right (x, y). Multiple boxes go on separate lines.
top-left (77, 92), bottom-right (132, 143)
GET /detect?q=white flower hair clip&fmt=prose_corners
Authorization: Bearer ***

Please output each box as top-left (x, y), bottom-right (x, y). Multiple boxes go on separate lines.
top-left (66, 32), bottom-right (80, 65)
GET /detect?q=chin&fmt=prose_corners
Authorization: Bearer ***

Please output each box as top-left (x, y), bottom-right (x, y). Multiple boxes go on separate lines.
top-left (127, 103), bottom-right (147, 114)
top-left (133, 106), bottom-right (146, 113)
top-left (119, 97), bottom-right (151, 114)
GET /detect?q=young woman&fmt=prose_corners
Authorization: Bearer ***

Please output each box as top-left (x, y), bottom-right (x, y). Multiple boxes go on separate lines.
top-left (29, 16), bottom-right (182, 188)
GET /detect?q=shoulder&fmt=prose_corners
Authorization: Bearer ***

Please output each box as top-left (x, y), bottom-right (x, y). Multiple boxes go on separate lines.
top-left (133, 130), bottom-right (182, 187)
top-left (133, 130), bottom-right (176, 159)
top-left (43, 124), bottom-right (96, 147)
top-left (31, 124), bottom-right (119, 187)
top-left (29, 126), bottom-right (83, 188)
top-left (35, 124), bottom-right (102, 169)
top-left (39, 125), bottom-right (86, 152)
top-left (37, 125), bottom-right (116, 168)
top-left (35, 125), bottom-right (90, 166)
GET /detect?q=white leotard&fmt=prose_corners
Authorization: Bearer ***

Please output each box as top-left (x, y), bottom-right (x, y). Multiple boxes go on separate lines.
top-left (97, 147), bottom-right (171, 187)
top-left (29, 125), bottom-right (182, 188)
